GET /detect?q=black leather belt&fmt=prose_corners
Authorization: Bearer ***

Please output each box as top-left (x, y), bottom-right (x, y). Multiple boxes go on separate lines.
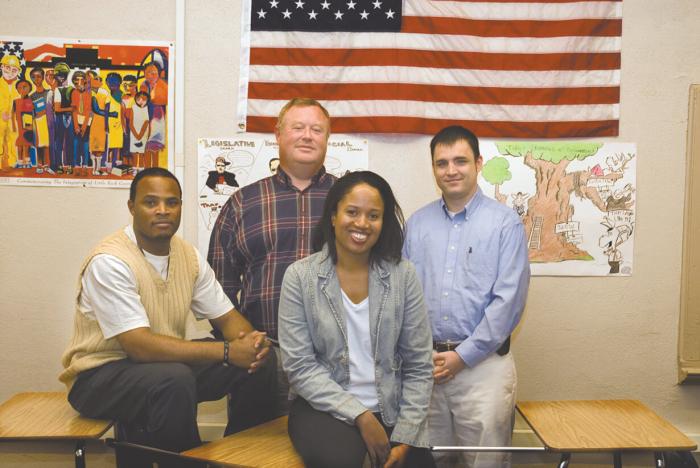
top-left (433, 336), bottom-right (510, 356)
top-left (432, 341), bottom-right (462, 352)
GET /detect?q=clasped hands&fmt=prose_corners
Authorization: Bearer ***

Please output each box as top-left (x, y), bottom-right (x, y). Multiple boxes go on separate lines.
top-left (227, 330), bottom-right (271, 373)
top-left (433, 350), bottom-right (466, 385)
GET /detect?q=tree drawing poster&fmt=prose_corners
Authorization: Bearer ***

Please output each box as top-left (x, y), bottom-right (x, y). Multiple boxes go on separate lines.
top-left (197, 135), bottom-right (368, 255)
top-left (0, 37), bottom-right (173, 188)
top-left (478, 141), bottom-right (636, 276)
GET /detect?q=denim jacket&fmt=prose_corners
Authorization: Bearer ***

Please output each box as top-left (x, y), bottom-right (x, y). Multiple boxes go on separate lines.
top-left (279, 246), bottom-right (433, 447)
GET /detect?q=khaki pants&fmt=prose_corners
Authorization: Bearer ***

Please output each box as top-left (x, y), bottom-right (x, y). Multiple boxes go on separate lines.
top-left (429, 352), bottom-right (517, 468)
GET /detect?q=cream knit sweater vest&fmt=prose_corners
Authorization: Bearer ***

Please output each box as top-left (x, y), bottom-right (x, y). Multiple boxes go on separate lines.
top-left (59, 229), bottom-right (199, 389)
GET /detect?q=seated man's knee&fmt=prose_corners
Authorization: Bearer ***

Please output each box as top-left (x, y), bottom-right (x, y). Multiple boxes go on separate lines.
top-left (150, 362), bottom-right (197, 401)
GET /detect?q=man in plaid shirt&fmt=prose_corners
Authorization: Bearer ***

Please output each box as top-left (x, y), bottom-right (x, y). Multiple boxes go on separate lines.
top-left (208, 98), bottom-right (336, 416)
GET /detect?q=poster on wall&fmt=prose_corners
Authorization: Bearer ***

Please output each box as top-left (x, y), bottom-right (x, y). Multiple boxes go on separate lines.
top-left (197, 135), bottom-right (368, 254)
top-left (0, 37), bottom-right (173, 188)
top-left (478, 141), bottom-right (637, 276)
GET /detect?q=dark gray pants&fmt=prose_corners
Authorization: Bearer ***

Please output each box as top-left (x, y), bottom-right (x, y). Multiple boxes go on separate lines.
top-left (289, 397), bottom-right (435, 468)
top-left (69, 353), bottom-right (277, 467)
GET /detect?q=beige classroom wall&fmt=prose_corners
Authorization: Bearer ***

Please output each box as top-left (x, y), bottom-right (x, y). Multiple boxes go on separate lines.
top-left (2, 1), bottom-right (700, 466)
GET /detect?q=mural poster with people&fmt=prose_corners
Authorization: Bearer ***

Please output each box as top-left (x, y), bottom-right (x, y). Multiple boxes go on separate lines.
top-left (0, 37), bottom-right (173, 188)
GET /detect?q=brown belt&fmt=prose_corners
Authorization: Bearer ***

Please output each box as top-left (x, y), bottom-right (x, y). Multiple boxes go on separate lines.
top-left (433, 336), bottom-right (510, 356)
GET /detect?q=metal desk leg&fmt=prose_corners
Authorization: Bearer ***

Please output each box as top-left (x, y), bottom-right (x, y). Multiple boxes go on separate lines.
top-left (557, 453), bottom-right (571, 468)
top-left (74, 440), bottom-right (86, 468)
top-left (681, 451), bottom-right (698, 467)
top-left (677, 451), bottom-right (699, 467)
top-left (654, 451), bottom-right (666, 468)
top-left (613, 451), bottom-right (622, 468)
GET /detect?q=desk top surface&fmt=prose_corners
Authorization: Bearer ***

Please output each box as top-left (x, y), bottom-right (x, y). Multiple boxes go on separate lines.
top-left (182, 416), bottom-right (303, 468)
top-left (517, 399), bottom-right (697, 452)
top-left (0, 392), bottom-right (113, 440)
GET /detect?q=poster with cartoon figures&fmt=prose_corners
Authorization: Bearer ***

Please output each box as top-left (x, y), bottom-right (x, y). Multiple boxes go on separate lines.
top-left (478, 141), bottom-right (637, 276)
top-left (197, 135), bottom-right (369, 254)
top-left (0, 37), bottom-right (173, 188)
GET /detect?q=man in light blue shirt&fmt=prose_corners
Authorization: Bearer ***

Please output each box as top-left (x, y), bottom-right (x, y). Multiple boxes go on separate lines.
top-left (403, 126), bottom-right (530, 467)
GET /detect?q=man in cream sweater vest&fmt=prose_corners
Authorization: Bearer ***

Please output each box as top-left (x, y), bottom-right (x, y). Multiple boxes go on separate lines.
top-left (60, 168), bottom-right (276, 467)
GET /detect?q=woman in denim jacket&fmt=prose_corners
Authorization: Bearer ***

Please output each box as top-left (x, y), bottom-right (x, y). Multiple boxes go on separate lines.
top-left (279, 171), bottom-right (434, 468)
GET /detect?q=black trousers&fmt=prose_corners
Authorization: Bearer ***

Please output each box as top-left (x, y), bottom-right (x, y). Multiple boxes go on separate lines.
top-left (68, 353), bottom-right (277, 467)
top-left (288, 398), bottom-right (436, 468)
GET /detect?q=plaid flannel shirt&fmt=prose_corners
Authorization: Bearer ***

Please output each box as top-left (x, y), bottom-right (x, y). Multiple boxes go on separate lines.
top-left (208, 167), bottom-right (336, 339)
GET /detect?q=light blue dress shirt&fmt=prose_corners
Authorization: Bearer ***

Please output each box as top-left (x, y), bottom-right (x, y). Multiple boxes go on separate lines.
top-left (403, 188), bottom-right (530, 368)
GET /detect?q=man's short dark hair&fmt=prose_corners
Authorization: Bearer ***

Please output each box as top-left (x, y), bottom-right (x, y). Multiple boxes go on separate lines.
top-left (312, 171), bottom-right (404, 265)
top-left (130, 167), bottom-right (182, 201)
top-left (430, 125), bottom-right (480, 161)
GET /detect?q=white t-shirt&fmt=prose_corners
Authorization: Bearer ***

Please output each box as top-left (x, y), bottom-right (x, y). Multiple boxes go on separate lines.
top-left (342, 289), bottom-right (379, 412)
top-left (78, 225), bottom-right (233, 339)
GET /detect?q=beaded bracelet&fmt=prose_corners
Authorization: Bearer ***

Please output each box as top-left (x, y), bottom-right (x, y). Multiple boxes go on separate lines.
top-left (223, 341), bottom-right (230, 367)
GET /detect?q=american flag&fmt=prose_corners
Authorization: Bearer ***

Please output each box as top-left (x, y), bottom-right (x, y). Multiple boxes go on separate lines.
top-left (238, 0), bottom-right (622, 138)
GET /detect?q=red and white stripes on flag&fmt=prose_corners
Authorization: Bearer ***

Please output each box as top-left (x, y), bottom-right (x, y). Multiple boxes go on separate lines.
top-left (238, 0), bottom-right (622, 138)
